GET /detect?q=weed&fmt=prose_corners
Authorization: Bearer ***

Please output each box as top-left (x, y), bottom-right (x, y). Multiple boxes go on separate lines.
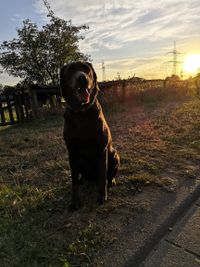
top-left (65, 222), bottom-right (107, 267)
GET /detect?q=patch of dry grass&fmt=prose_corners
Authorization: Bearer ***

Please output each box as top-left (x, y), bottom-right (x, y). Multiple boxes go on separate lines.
top-left (1, 96), bottom-right (200, 266)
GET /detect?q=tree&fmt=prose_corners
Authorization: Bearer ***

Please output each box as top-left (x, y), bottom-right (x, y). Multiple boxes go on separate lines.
top-left (0, 0), bottom-right (89, 85)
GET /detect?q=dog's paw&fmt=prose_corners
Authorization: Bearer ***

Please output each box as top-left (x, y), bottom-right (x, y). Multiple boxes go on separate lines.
top-left (68, 201), bottom-right (81, 212)
top-left (97, 195), bottom-right (107, 206)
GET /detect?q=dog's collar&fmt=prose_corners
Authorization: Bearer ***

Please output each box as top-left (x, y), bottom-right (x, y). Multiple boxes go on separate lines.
top-left (65, 101), bottom-right (93, 113)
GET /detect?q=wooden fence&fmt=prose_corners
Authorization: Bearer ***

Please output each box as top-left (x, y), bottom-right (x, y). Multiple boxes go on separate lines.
top-left (1, 78), bottom-right (189, 127)
top-left (0, 80), bottom-right (166, 126)
top-left (0, 88), bottom-right (31, 126)
top-left (0, 85), bottom-right (63, 127)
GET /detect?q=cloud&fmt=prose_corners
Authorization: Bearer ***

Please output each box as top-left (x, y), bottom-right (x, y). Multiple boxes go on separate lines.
top-left (33, 0), bottom-right (200, 80)
top-left (34, 0), bottom-right (200, 50)
top-left (0, 71), bottom-right (20, 86)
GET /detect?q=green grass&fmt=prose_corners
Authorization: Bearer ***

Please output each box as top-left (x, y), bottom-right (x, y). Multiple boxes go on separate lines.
top-left (1, 95), bottom-right (200, 266)
top-left (0, 108), bottom-right (18, 125)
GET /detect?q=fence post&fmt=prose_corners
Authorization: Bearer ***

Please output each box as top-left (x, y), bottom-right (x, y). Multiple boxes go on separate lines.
top-left (5, 93), bottom-right (15, 124)
top-left (28, 85), bottom-right (39, 118)
top-left (17, 90), bottom-right (25, 121)
top-left (0, 97), bottom-right (6, 125)
top-left (13, 93), bottom-right (21, 122)
top-left (22, 88), bottom-right (30, 118)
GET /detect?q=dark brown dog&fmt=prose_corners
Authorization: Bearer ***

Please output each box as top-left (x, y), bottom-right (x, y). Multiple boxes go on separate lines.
top-left (60, 61), bottom-right (119, 211)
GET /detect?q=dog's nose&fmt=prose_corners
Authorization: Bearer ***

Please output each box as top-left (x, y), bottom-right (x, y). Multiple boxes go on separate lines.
top-left (77, 72), bottom-right (88, 87)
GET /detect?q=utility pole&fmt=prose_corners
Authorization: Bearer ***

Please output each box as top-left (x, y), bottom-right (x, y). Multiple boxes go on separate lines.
top-left (117, 72), bottom-right (121, 80)
top-left (164, 41), bottom-right (182, 76)
top-left (102, 60), bottom-right (106, 81)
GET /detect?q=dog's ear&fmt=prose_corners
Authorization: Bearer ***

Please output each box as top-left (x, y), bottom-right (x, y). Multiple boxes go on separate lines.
top-left (86, 62), bottom-right (99, 90)
top-left (85, 62), bottom-right (99, 105)
top-left (60, 64), bottom-right (70, 101)
top-left (60, 64), bottom-right (67, 90)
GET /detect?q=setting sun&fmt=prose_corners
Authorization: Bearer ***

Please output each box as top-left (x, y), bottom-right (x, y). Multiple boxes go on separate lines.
top-left (184, 54), bottom-right (200, 73)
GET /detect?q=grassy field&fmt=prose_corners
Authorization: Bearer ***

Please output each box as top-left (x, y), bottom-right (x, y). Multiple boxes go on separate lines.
top-left (1, 91), bottom-right (200, 266)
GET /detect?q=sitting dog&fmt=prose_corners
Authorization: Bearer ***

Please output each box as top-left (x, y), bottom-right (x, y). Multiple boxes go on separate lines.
top-left (60, 61), bottom-right (120, 211)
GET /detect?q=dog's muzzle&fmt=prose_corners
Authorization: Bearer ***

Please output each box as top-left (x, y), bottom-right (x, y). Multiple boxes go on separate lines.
top-left (76, 88), bottom-right (90, 105)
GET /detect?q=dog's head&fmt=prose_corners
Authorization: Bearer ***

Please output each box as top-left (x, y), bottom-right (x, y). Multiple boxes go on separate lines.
top-left (60, 61), bottom-right (99, 112)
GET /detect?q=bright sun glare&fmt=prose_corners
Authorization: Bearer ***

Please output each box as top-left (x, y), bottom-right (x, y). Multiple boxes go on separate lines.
top-left (184, 54), bottom-right (200, 73)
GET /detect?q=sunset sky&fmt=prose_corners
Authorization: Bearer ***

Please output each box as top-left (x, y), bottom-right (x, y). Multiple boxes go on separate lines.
top-left (0, 0), bottom-right (200, 85)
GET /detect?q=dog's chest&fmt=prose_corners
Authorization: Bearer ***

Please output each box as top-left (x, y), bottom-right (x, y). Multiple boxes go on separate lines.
top-left (70, 116), bottom-right (99, 138)
top-left (64, 110), bottom-right (108, 148)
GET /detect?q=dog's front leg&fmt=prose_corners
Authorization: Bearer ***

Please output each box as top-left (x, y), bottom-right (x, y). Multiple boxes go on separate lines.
top-left (97, 148), bottom-right (108, 205)
top-left (68, 152), bottom-right (80, 212)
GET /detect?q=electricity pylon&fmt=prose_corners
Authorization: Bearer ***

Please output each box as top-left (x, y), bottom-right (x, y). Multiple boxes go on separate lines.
top-left (164, 41), bottom-right (182, 76)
